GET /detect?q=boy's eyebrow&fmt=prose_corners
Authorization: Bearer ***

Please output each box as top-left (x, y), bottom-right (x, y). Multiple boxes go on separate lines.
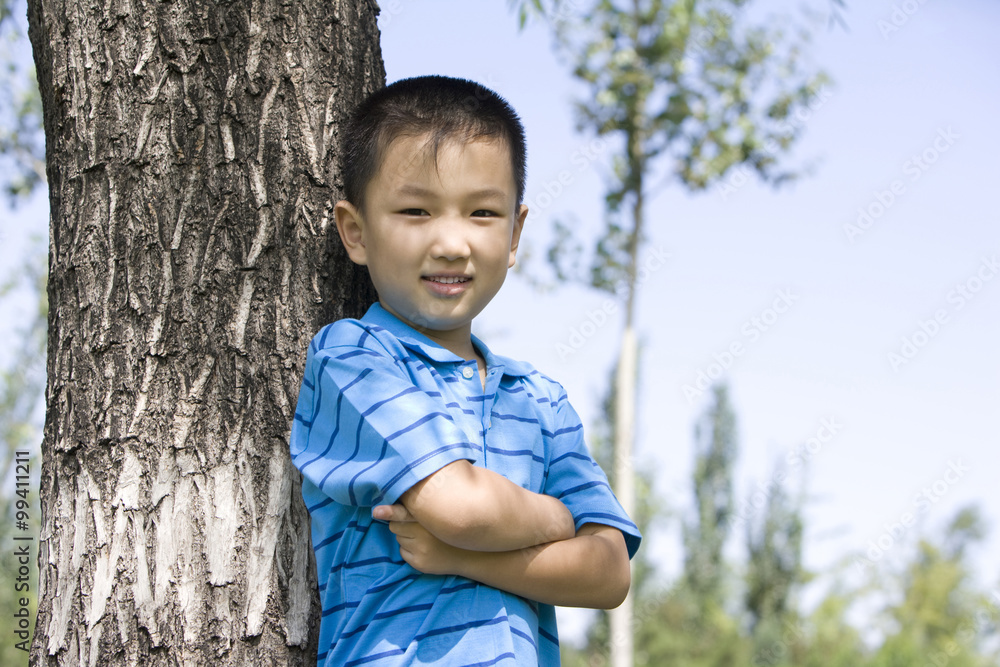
top-left (465, 188), bottom-right (510, 202)
top-left (392, 184), bottom-right (511, 202)
top-left (393, 184), bottom-right (438, 199)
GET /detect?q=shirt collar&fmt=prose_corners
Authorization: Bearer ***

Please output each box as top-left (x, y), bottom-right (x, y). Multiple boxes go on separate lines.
top-left (361, 302), bottom-right (532, 378)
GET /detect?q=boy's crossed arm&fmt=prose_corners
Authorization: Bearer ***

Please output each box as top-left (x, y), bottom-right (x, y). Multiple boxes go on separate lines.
top-left (377, 460), bottom-right (576, 552)
top-left (373, 461), bottom-right (631, 610)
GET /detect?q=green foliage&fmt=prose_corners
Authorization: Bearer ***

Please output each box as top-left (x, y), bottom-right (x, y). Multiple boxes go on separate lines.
top-left (746, 507), bottom-right (806, 664)
top-left (0, 0), bottom-right (45, 202)
top-left (795, 584), bottom-right (868, 667)
top-left (564, 384), bottom-right (747, 666)
top-left (865, 507), bottom-right (998, 667)
top-left (560, 380), bottom-right (999, 667)
top-left (744, 464), bottom-right (805, 635)
top-left (633, 384), bottom-right (746, 666)
top-left (683, 383), bottom-right (737, 611)
top-left (510, 0), bottom-right (548, 29)
top-left (631, 578), bottom-right (750, 667)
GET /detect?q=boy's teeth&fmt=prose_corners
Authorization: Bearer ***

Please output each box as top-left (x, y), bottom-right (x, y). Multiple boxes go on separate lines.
top-left (432, 276), bottom-right (468, 284)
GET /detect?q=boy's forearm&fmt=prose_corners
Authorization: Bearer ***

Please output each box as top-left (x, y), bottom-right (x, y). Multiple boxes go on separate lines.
top-left (448, 524), bottom-right (630, 609)
top-left (399, 461), bottom-right (575, 552)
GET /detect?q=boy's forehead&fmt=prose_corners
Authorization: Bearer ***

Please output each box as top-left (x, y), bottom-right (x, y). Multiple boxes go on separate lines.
top-left (373, 133), bottom-right (516, 196)
top-left (378, 134), bottom-right (443, 178)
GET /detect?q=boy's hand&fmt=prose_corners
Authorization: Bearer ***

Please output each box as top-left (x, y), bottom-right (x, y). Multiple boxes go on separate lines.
top-left (375, 503), bottom-right (466, 575)
top-left (389, 516), bottom-right (466, 576)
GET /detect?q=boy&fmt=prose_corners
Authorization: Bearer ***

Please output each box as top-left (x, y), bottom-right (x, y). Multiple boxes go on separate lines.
top-left (290, 75), bottom-right (641, 666)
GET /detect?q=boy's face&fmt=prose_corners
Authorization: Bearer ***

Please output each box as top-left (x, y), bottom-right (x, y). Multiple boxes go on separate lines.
top-left (335, 133), bottom-right (527, 352)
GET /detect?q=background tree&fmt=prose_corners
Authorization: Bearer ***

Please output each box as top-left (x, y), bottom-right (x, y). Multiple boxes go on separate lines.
top-left (628, 384), bottom-right (745, 667)
top-left (684, 383), bottom-right (737, 613)
top-left (795, 581), bottom-right (867, 667)
top-left (560, 362), bottom-right (661, 666)
top-left (744, 468), bottom-right (806, 665)
top-left (566, 383), bottom-right (747, 667)
top-left (866, 507), bottom-right (998, 667)
top-left (25, 0), bottom-right (380, 663)
top-left (514, 2), bottom-right (830, 662)
top-left (562, 383), bottom-right (1000, 667)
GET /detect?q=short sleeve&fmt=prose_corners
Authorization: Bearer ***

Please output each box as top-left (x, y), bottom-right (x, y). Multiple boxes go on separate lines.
top-left (290, 325), bottom-right (480, 508)
top-left (543, 392), bottom-right (642, 559)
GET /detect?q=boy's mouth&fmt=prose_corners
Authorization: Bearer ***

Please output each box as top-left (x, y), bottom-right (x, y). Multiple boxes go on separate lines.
top-left (423, 275), bottom-right (471, 284)
top-left (422, 274), bottom-right (472, 296)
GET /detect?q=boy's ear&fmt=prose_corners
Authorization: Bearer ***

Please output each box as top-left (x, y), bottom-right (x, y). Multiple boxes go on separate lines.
top-left (509, 204), bottom-right (528, 268)
top-left (334, 200), bottom-right (368, 266)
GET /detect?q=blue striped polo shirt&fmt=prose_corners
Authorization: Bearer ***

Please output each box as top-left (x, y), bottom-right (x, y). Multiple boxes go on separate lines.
top-left (290, 303), bottom-right (641, 667)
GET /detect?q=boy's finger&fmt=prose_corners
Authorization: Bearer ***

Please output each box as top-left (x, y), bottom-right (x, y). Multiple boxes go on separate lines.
top-left (373, 503), bottom-right (415, 522)
top-left (389, 521), bottom-right (415, 538)
top-left (373, 504), bottom-right (404, 521)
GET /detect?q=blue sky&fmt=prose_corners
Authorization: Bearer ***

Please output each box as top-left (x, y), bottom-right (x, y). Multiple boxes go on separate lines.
top-left (375, 0), bottom-right (1000, 630)
top-left (2, 0), bottom-right (997, 643)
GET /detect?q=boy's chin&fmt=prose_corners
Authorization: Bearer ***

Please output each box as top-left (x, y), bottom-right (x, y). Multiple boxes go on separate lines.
top-left (405, 313), bottom-right (472, 336)
top-left (381, 300), bottom-right (474, 335)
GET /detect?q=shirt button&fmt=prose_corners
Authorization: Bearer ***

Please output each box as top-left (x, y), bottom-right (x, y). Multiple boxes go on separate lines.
top-left (462, 366), bottom-right (475, 379)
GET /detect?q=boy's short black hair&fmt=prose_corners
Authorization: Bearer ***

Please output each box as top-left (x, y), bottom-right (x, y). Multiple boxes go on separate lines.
top-left (341, 75), bottom-right (527, 212)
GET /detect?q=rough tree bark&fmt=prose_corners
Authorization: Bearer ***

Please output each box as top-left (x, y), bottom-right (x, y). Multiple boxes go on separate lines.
top-left (26, 0), bottom-right (382, 663)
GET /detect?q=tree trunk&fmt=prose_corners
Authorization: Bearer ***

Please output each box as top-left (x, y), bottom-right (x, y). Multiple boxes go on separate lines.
top-left (26, 0), bottom-right (382, 663)
top-left (609, 326), bottom-right (636, 667)
top-left (609, 65), bottom-right (645, 667)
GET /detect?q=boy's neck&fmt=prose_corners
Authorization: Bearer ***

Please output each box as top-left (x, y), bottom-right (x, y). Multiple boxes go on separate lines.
top-left (379, 301), bottom-right (479, 362)
top-left (423, 327), bottom-right (479, 363)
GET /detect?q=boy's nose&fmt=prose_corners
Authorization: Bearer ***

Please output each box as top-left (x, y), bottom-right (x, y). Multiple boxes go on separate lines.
top-left (428, 217), bottom-right (472, 261)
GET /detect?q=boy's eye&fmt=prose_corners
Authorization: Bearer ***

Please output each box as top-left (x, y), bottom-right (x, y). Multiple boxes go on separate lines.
top-left (471, 210), bottom-right (499, 218)
top-left (399, 208), bottom-right (429, 216)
